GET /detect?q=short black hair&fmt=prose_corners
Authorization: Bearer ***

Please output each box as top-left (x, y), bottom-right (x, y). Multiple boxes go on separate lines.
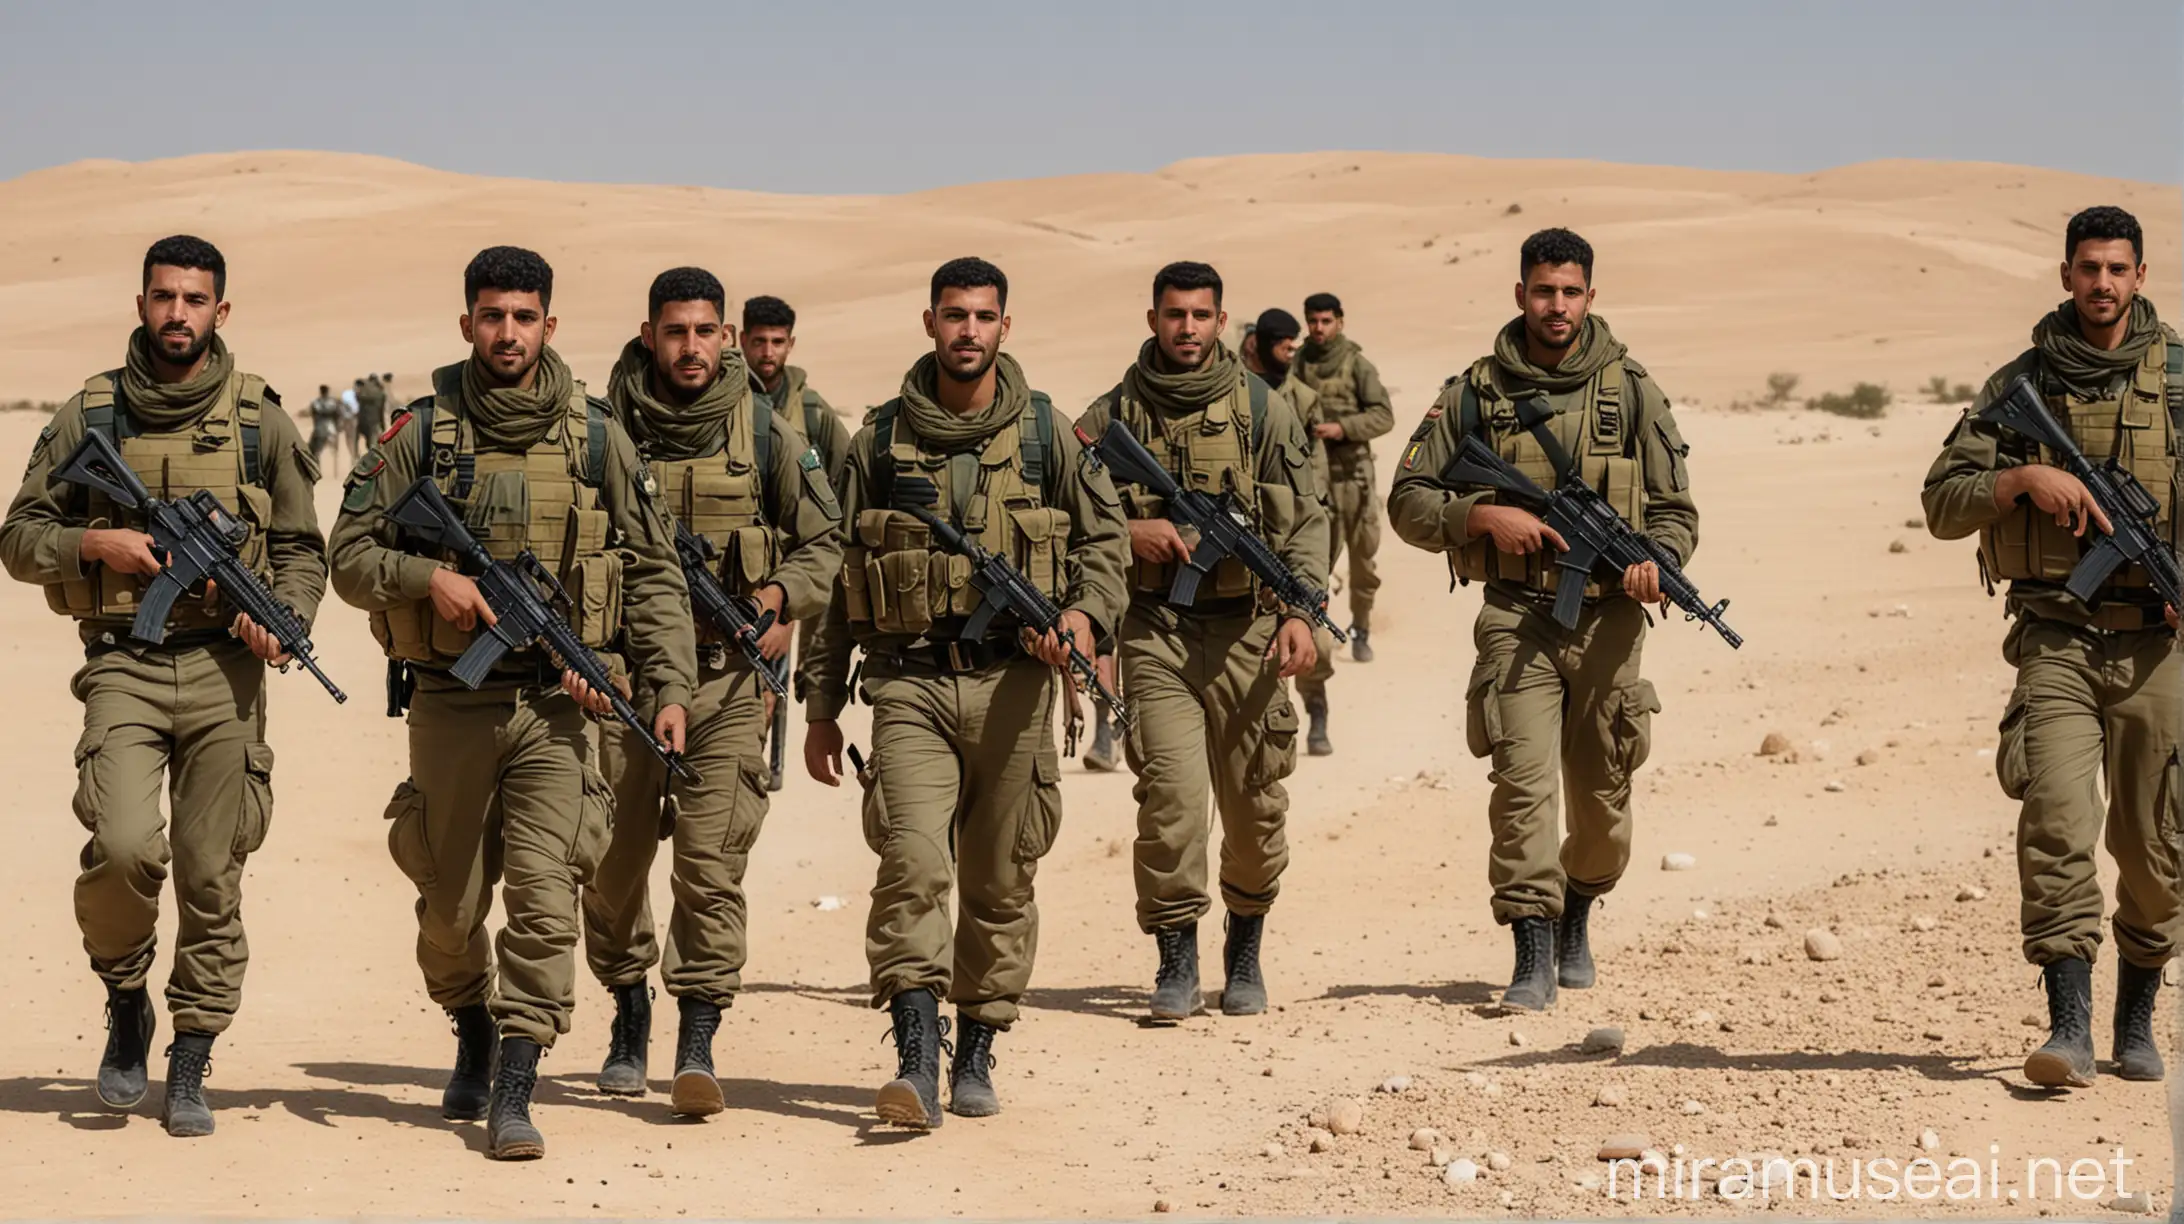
top-left (2065, 206), bottom-right (2143, 264)
top-left (1302, 292), bottom-right (1343, 318)
top-left (743, 294), bottom-right (796, 332)
top-left (931, 256), bottom-right (1008, 311)
top-left (464, 245), bottom-right (554, 311)
top-left (319, 384), bottom-right (330, 394)
top-left (143, 234), bottom-right (226, 300)
top-left (1254, 308), bottom-right (1301, 345)
top-left (1152, 261), bottom-right (1223, 309)
top-left (1520, 228), bottom-right (1594, 282)
top-left (647, 266), bottom-right (725, 320)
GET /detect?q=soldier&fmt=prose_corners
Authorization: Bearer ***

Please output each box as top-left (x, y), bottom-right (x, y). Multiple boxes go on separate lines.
top-left (1241, 307), bottom-right (1338, 756)
top-left (1076, 263), bottom-right (1325, 1021)
top-left (307, 382), bottom-right (343, 466)
top-left (356, 373), bottom-right (389, 457)
top-left (804, 256), bottom-right (1128, 1129)
top-left (328, 246), bottom-right (697, 1159)
top-left (0, 235), bottom-right (327, 1136)
top-left (1387, 228), bottom-right (1699, 1013)
top-left (581, 267), bottom-right (843, 1115)
top-left (339, 379), bottom-right (362, 464)
top-left (1922, 205), bottom-right (2176, 1088)
top-left (1290, 292), bottom-right (1394, 661)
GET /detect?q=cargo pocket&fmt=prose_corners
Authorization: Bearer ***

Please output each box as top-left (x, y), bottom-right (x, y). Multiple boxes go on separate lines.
top-left (841, 546), bottom-right (875, 622)
top-left (723, 759), bottom-right (771, 855)
top-left (2160, 749), bottom-right (2182, 864)
top-left (1613, 679), bottom-right (1662, 776)
top-left (71, 725), bottom-right (107, 834)
top-left (725, 525), bottom-right (777, 596)
top-left (1006, 505), bottom-right (1070, 599)
top-left (1463, 664), bottom-right (1502, 759)
top-left (1247, 702), bottom-right (1301, 787)
top-left (234, 742), bottom-right (274, 857)
top-left (570, 765), bottom-right (613, 881)
top-left (383, 779), bottom-right (436, 887)
top-left (1013, 749), bottom-right (1064, 862)
top-left (562, 550), bottom-right (626, 649)
top-left (1996, 697), bottom-right (2033, 801)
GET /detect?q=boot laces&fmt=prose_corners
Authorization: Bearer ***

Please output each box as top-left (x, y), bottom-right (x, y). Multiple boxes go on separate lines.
top-left (493, 1053), bottom-right (538, 1104)
top-left (1514, 922), bottom-right (1549, 978)
top-left (882, 1007), bottom-right (951, 1078)
top-left (2119, 973), bottom-right (2159, 1030)
top-left (164, 1043), bottom-right (213, 1097)
top-left (954, 1020), bottom-right (995, 1079)
top-left (1155, 927), bottom-right (1195, 983)
top-left (610, 986), bottom-right (652, 1059)
top-left (449, 1009), bottom-right (494, 1077)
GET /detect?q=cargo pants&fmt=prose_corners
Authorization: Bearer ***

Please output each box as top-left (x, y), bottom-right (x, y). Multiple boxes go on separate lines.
top-left (1465, 588), bottom-right (1657, 924)
top-left (1121, 603), bottom-right (1299, 932)
top-left (70, 639), bottom-right (273, 1035)
top-left (1325, 463), bottom-right (1382, 632)
top-left (861, 657), bottom-right (1062, 1029)
top-left (1995, 615), bottom-right (2182, 968)
top-left (384, 673), bottom-right (611, 1046)
top-left (582, 661), bottom-right (770, 1004)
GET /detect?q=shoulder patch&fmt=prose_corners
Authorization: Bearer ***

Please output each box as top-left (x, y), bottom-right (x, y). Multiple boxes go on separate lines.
top-left (798, 446), bottom-right (823, 472)
top-left (1424, 405), bottom-right (1444, 420)
top-left (1402, 440), bottom-right (1425, 470)
top-left (262, 385), bottom-right (283, 407)
top-left (379, 409), bottom-right (413, 444)
top-left (26, 424), bottom-right (56, 479)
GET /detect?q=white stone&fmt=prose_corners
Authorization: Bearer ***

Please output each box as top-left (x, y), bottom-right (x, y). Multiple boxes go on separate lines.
top-left (1661, 852), bottom-right (1697, 871)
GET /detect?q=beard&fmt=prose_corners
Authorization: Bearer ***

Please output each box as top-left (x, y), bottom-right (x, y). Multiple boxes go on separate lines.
top-left (655, 354), bottom-right (718, 405)
top-left (1527, 316), bottom-right (1579, 355)
top-left (479, 344), bottom-right (539, 387)
top-left (940, 344), bottom-right (997, 384)
top-left (152, 324), bottom-right (213, 368)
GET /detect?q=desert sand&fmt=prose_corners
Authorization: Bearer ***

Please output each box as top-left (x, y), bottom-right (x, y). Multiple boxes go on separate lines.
top-left (0, 149), bottom-right (2177, 1218)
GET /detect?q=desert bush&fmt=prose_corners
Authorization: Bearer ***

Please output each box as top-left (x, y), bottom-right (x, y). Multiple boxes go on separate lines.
top-left (1762, 372), bottom-right (1800, 406)
top-left (1810, 382), bottom-right (1892, 419)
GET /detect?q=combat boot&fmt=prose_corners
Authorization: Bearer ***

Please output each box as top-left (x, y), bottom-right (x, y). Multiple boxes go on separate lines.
top-left (2023, 958), bottom-right (2096, 1088)
top-left (1304, 694), bottom-right (1333, 757)
top-left (1557, 888), bottom-right (1597, 989)
top-left (671, 997), bottom-right (725, 1117)
top-left (97, 984), bottom-right (155, 1109)
top-left (159, 1032), bottom-right (216, 1138)
top-left (1350, 628), bottom-right (1373, 663)
top-left (1500, 917), bottom-right (1557, 1012)
top-left (1149, 922), bottom-right (1203, 1020)
top-left (487, 1037), bottom-right (546, 1160)
top-left (947, 1012), bottom-right (1001, 1117)
top-left (875, 988), bottom-right (945, 1129)
top-left (1082, 708), bottom-right (1117, 773)
top-left (442, 1003), bottom-right (497, 1121)
top-left (1222, 912), bottom-right (1268, 1015)
top-left (597, 982), bottom-right (650, 1096)
top-left (2112, 960), bottom-right (2165, 1082)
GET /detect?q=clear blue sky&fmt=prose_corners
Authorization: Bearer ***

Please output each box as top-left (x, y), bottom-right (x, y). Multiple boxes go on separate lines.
top-left (2, 1), bottom-right (2176, 191)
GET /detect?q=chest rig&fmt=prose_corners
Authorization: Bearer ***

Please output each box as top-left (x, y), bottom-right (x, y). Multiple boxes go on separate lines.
top-left (839, 394), bottom-right (1068, 638)
top-left (1110, 371), bottom-right (1270, 603)
top-left (641, 400), bottom-right (780, 615)
top-left (46, 369), bottom-right (273, 630)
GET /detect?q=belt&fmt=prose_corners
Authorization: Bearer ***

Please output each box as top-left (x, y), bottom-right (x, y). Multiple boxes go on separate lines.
top-left (2086, 602), bottom-right (2167, 634)
top-left (885, 635), bottom-right (1025, 675)
top-left (84, 626), bottom-right (235, 659)
top-left (411, 655), bottom-right (565, 689)
top-left (1130, 592), bottom-right (1260, 620)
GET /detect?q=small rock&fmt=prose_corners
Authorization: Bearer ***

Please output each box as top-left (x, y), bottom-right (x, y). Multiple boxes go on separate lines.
top-left (1462, 1071), bottom-right (1490, 1090)
top-left (1581, 1026), bottom-right (1625, 1054)
top-left (1430, 1145), bottom-right (1455, 1167)
top-left (1818, 989), bottom-right (1843, 1003)
top-left (1903, 517), bottom-right (1923, 529)
top-left (1327, 1097), bottom-right (1364, 1135)
top-left (1887, 538), bottom-right (1909, 554)
top-left (2107, 1190), bottom-right (2155, 1214)
top-left (1597, 1133), bottom-right (1651, 1161)
top-left (1909, 914), bottom-right (1938, 932)
top-left (1681, 1099), bottom-right (1707, 1115)
top-left (1956, 884), bottom-right (1987, 902)
top-left (1758, 731), bottom-right (1792, 756)
top-left (1823, 779), bottom-right (1847, 793)
top-left (1498, 1189), bottom-right (1515, 1207)
top-left (1640, 1149), bottom-right (1670, 1174)
top-left (1804, 928), bottom-right (1843, 961)
top-left (2021, 1011), bottom-right (2044, 1027)
top-left (1444, 1158), bottom-right (1480, 1185)
top-left (1307, 1128), bottom-right (1335, 1154)
top-left (1855, 749), bottom-right (1880, 766)
top-left (1917, 1129), bottom-right (1939, 1151)
top-left (1763, 814), bottom-right (1779, 827)
top-left (811, 895), bottom-right (845, 911)
top-left (1575, 1172), bottom-right (1602, 1192)
top-left (1926, 973), bottom-right (1947, 988)
top-left (1261, 1142), bottom-right (1284, 1159)
top-left (1409, 1128), bottom-right (1440, 1151)
top-left (1378, 1075), bottom-right (1411, 1094)
top-left (1661, 852), bottom-right (1697, 871)
top-left (1689, 1010), bottom-right (1717, 1029)
top-left (1154, 1199), bottom-right (1174, 1214)
top-left (1763, 912), bottom-right (1784, 929)
top-left (1507, 1029), bottom-right (1528, 1047)
top-left (1308, 1105), bottom-right (1329, 1129)
top-left (1594, 1084), bottom-right (1628, 1107)
top-left (1487, 1151), bottom-right (1513, 1172)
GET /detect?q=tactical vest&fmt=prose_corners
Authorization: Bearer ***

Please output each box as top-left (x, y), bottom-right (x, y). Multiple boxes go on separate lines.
top-left (1109, 371), bottom-right (1271, 602)
top-left (1448, 355), bottom-right (1648, 597)
top-left (644, 401), bottom-right (779, 620)
top-left (45, 369), bottom-right (273, 628)
top-left (1978, 338), bottom-right (2183, 594)
top-left (1300, 347), bottom-right (1357, 419)
top-left (369, 362), bottom-right (625, 668)
top-left (839, 393), bottom-right (1068, 638)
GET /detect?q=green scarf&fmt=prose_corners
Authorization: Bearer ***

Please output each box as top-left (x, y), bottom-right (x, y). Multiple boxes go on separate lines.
top-left (1491, 314), bottom-right (1626, 392)
top-left (2033, 297), bottom-right (2162, 395)
top-left (461, 345), bottom-right (574, 452)
top-left (1123, 337), bottom-right (1241, 416)
top-left (609, 336), bottom-right (750, 459)
top-left (897, 351), bottom-right (1031, 450)
top-left (119, 326), bottom-right (234, 428)
top-left (1297, 333), bottom-right (1359, 383)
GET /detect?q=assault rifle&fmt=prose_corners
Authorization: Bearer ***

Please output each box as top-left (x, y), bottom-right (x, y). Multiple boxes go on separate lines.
top-left (56, 429), bottom-right (347, 701)
top-left (1082, 422), bottom-right (1346, 641)
top-left (892, 477), bottom-right (1130, 729)
top-left (1976, 373), bottom-right (2184, 617)
top-left (1440, 399), bottom-right (1740, 648)
top-left (673, 520), bottom-right (788, 698)
top-left (386, 475), bottom-right (697, 782)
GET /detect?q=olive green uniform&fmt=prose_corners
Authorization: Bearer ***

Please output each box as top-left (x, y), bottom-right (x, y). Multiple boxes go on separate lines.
top-left (1290, 338), bottom-right (1394, 630)
top-left (762, 366), bottom-right (854, 724)
top-left (806, 360), bottom-right (1128, 1028)
top-left (329, 359), bottom-right (696, 1045)
top-left (582, 389), bottom-right (844, 1004)
top-left (1273, 375), bottom-right (1341, 704)
top-left (1387, 337), bottom-right (1698, 923)
top-left (1076, 366), bottom-right (1327, 932)
top-left (0, 364), bottom-right (326, 1035)
top-left (1921, 330), bottom-right (2184, 970)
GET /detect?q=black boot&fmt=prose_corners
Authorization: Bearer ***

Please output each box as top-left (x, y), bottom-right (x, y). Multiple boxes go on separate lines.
top-left (487, 1036), bottom-right (545, 1160)
top-left (1501, 917), bottom-right (1558, 1012)
top-left (597, 982), bottom-right (650, 1096)
top-left (1304, 695), bottom-right (1332, 757)
top-left (97, 984), bottom-right (155, 1109)
top-left (1350, 627), bottom-right (1373, 663)
top-left (1150, 923), bottom-right (1203, 1020)
top-left (947, 1012), bottom-right (1001, 1117)
top-left (875, 989), bottom-right (945, 1129)
top-left (1557, 888), bottom-right (1597, 989)
top-left (442, 1003), bottom-right (497, 1121)
top-left (159, 1031), bottom-right (216, 1138)
top-left (2024, 958), bottom-right (2096, 1088)
top-left (670, 996), bottom-right (725, 1117)
top-left (1222, 913), bottom-right (1268, 1015)
top-left (2112, 960), bottom-right (2165, 1082)
top-left (1082, 708), bottom-right (1117, 772)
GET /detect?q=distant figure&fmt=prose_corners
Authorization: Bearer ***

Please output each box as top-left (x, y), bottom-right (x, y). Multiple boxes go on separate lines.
top-left (356, 374), bottom-right (388, 455)
top-left (338, 380), bottom-right (362, 464)
top-left (307, 383), bottom-right (342, 466)
top-left (1291, 292), bottom-right (1395, 661)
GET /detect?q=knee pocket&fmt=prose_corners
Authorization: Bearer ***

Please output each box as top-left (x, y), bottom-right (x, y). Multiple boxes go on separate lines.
top-left (1612, 679), bottom-right (1662, 776)
top-left (858, 751), bottom-right (890, 854)
top-left (1246, 701), bottom-right (1301, 788)
top-left (1013, 749), bottom-right (1064, 863)
top-left (71, 726), bottom-right (107, 834)
top-left (1996, 696), bottom-right (2033, 801)
top-left (1464, 665), bottom-right (1502, 760)
top-left (384, 779), bottom-right (437, 888)
top-left (571, 765), bottom-right (614, 880)
top-left (235, 742), bottom-right (274, 858)
top-left (723, 759), bottom-right (769, 856)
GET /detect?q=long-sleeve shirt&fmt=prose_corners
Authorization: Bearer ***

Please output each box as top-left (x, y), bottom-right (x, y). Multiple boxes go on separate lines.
top-left (1295, 345), bottom-right (1395, 477)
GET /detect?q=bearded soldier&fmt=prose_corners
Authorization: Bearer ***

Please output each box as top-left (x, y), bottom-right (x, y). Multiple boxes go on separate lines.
top-left (1922, 205), bottom-right (2177, 1089)
top-left (1076, 264), bottom-right (1325, 1021)
top-left (1290, 292), bottom-right (1393, 661)
top-left (1387, 228), bottom-right (1699, 1013)
top-left (804, 257), bottom-right (1128, 1129)
top-left (329, 246), bottom-right (697, 1160)
top-left (1, 235), bottom-right (327, 1137)
top-left (581, 268), bottom-right (843, 1115)
top-left (1241, 307), bottom-right (1338, 757)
